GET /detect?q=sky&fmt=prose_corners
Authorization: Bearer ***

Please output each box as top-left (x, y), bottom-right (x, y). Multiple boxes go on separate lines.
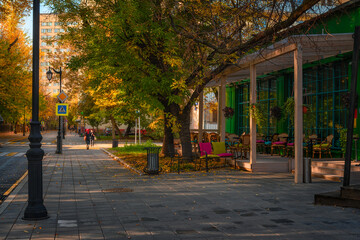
top-left (20, 3), bottom-right (52, 40)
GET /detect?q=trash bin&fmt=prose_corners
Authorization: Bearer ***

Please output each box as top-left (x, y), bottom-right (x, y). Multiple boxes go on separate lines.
top-left (303, 139), bottom-right (313, 183)
top-left (143, 147), bottom-right (162, 174)
top-left (303, 157), bottom-right (312, 183)
top-left (112, 139), bottom-right (118, 148)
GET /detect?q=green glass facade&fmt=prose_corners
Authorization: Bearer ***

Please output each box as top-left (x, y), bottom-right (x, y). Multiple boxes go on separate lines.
top-left (225, 3), bottom-right (360, 155)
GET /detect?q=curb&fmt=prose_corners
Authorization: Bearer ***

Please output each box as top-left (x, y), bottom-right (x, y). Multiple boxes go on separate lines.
top-left (0, 172), bottom-right (28, 215)
top-left (101, 148), bottom-right (144, 176)
top-left (0, 152), bottom-right (49, 216)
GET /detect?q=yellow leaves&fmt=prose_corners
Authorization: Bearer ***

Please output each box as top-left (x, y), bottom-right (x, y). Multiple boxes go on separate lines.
top-left (171, 78), bottom-right (187, 92)
top-left (164, 113), bottom-right (181, 133)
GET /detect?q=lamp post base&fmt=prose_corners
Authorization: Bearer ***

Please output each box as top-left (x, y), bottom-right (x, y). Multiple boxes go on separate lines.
top-left (23, 203), bottom-right (49, 220)
top-left (23, 121), bottom-right (48, 221)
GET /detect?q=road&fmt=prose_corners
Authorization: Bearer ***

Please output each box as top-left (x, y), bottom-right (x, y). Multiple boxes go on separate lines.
top-left (0, 131), bottom-right (56, 204)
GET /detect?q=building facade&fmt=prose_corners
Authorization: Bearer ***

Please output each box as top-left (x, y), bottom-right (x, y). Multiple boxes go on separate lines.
top-left (39, 13), bottom-right (68, 95)
top-left (224, 0), bottom-right (360, 156)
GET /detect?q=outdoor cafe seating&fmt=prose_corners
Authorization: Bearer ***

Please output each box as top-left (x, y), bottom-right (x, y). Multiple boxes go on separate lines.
top-left (271, 133), bottom-right (288, 156)
top-left (229, 134), bottom-right (250, 160)
top-left (198, 142), bottom-right (233, 171)
top-left (312, 134), bottom-right (334, 159)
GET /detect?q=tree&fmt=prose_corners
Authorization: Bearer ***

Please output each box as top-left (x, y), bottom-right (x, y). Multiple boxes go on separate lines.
top-left (0, 1), bottom-right (32, 130)
top-left (46, 0), bottom-right (336, 159)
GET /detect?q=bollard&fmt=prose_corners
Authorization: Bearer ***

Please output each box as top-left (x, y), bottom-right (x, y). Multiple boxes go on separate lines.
top-left (144, 147), bottom-right (162, 174)
top-left (303, 157), bottom-right (312, 183)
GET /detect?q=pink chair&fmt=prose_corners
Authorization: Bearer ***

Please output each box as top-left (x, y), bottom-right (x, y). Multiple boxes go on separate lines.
top-left (198, 142), bottom-right (233, 171)
top-left (271, 133), bottom-right (288, 156)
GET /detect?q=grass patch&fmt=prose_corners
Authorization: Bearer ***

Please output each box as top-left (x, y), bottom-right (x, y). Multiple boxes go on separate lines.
top-left (98, 135), bottom-right (158, 141)
top-left (108, 143), bottom-right (231, 173)
top-left (110, 141), bottom-right (159, 154)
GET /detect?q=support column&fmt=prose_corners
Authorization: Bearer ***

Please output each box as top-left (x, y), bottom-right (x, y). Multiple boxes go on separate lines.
top-left (250, 64), bottom-right (257, 166)
top-left (294, 46), bottom-right (304, 183)
top-left (220, 77), bottom-right (226, 142)
top-left (198, 91), bottom-right (204, 143)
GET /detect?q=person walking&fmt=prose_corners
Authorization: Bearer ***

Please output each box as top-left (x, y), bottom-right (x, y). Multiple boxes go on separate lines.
top-left (84, 129), bottom-right (91, 150)
top-left (90, 129), bottom-right (96, 147)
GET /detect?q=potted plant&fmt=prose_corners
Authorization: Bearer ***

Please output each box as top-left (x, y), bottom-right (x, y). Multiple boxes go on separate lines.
top-left (283, 98), bottom-right (295, 127)
top-left (270, 106), bottom-right (282, 121)
top-left (249, 103), bottom-right (268, 135)
top-left (222, 106), bottom-right (234, 119)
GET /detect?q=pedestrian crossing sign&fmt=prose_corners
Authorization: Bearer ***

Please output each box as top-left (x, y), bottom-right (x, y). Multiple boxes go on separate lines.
top-left (56, 103), bottom-right (69, 116)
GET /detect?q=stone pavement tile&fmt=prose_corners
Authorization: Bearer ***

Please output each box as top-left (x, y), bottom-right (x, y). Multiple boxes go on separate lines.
top-left (5, 230), bottom-right (32, 240)
top-left (101, 225), bottom-right (129, 239)
top-left (55, 230), bottom-right (79, 239)
top-left (3, 134), bottom-right (360, 239)
top-left (0, 228), bottom-right (11, 239)
top-left (121, 224), bottom-right (153, 239)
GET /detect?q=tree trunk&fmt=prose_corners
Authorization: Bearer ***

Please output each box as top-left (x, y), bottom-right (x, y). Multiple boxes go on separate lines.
top-left (96, 126), bottom-right (100, 139)
top-left (110, 115), bottom-right (116, 140)
top-left (14, 122), bottom-right (17, 134)
top-left (124, 125), bottom-right (131, 137)
top-left (162, 111), bottom-right (175, 157)
top-left (178, 108), bottom-right (193, 162)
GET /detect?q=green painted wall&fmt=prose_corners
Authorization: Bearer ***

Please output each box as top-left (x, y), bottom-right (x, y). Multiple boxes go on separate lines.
top-left (309, 7), bottom-right (360, 34)
top-left (226, 2), bottom-right (360, 156)
top-left (226, 86), bottom-right (236, 133)
top-left (276, 75), bottom-right (287, 134)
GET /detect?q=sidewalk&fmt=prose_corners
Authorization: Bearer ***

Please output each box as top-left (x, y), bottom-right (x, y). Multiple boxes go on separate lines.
top-left (0, 134), bottom-right (360, 239)
top-left (0, 131), bottom-right (29, 145)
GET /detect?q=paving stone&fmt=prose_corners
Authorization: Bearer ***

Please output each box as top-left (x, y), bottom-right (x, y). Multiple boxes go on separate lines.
top-left (1, 132), bottom-right (360, 239)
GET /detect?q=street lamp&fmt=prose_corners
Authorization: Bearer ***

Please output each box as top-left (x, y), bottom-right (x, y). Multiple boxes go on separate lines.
top-left (46, 66), bottom-right (64, 154)
top-left (23, 106), bottom-right (26, 136)
top-left (23, 0), bottom-right (48, 220)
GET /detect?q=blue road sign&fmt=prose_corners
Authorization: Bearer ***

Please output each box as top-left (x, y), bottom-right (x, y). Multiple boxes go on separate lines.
top-left (56, 103), bottom-right (69, 116)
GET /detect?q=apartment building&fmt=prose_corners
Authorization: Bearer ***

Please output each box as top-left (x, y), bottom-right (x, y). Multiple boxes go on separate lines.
top-left (39, 13), bottom-right (69, 95)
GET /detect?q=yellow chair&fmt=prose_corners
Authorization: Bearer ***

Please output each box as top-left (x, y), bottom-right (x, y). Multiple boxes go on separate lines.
top-left (312, 135), bottom-right (333, 159)
top-left (198, 142), bottom-right (233, 171)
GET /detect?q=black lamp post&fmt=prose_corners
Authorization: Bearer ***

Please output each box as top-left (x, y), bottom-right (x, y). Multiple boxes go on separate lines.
top-left (46, 66), bottom-right (63, 153)
top-left (23, 0), bottom-right (48, 220)
top-left (23, 106), bottom-right (26, 136)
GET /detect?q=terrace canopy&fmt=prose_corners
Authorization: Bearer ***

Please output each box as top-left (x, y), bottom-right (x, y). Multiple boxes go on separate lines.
top-left (202, 33), bottom-right (353, 183)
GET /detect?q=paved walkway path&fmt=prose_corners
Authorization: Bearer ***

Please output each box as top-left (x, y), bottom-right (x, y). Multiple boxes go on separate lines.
top-left (0, 133), bottom-right (359, 239)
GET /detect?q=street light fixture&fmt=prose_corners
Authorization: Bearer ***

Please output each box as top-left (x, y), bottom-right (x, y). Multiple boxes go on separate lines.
top-left (23, 0), bottom-right (48, 220)
top-left (46, 66), bottom-right (64, 154)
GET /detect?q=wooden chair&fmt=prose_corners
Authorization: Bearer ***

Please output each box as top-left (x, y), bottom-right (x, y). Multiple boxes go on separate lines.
top-left (168, 143), bottom-right (182, 173)
top-left (271, 133), bottom-right (288, 156)
top-left (209, 133), bottom-right (220, 142)
top-left (285, 134), bottom-right (306, 158)
top-left (285, 139), bottom-right (294, 158)
top-left (256, 133), bottom-right (265, 153)
top-left (225, 133), bottom-right (239, 149)
top-left (190, 132), bottom-right (199, 153)
top-left (304, 134), bottom-right (318, 157)
top-left (264, 133), bottom-right (279, 154)
top-left (203, 132), bottom-right (210, 142)
top-left (232, 134), bottom-right (250, 159)
top-left (312, 134), bottom-right (333, 159)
